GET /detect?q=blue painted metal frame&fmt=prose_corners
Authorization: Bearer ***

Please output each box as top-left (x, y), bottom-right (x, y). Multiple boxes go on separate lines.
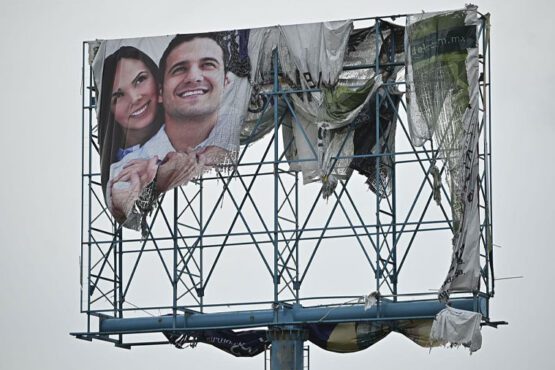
top-left (74, 13), bottom-right (493, 354)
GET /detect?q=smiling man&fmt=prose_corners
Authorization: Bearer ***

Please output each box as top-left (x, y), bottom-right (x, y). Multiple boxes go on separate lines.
top-left (159, 33), bottom-right (230, 152)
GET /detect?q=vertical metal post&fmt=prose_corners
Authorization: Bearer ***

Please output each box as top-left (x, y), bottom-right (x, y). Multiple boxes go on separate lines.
top-left (295, 171), bottom-right (299, 303)
top-left (388, 24), bottom-right (398, 299)
top-left (374, 19), bottom-right (382, 293)
top-left (112, 226), bottom-right (118, 326)
top-left (486, 16), bottom-right (494, 297)
top-left (86, 43), bottom-right (93, 333)
top-left (273, 49), bottom-right (280, 303)
top-left (173, 188), bottom-right (178, 326)
top-left (199, 177), bottom-right (204, 312)
top-left (479, 16), bottom-right (490, 297)
top-left (80, 42), bottom-right (85, 316)
top-left (268, 326), bottom-right (305, 370)
top-left (267, 46), bottom-right (306, 370)
top-left (113, 228), bottom-right (118, 318)
top-left (117, 227), bottom-right (123, 344)
top-left (391, 101), bottom-right (398, 299)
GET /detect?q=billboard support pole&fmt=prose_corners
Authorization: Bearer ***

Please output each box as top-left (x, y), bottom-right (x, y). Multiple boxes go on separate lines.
top-left (268, 326), bottom-right (306, 370)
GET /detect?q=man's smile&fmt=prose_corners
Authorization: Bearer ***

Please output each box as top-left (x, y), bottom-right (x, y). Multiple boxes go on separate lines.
top-left (177, 88), bottom-right (209, 98)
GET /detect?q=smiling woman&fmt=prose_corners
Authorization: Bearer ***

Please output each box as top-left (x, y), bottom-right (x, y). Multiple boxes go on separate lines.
top-left (111, 59), bottom-right (158, 135)
top-left (97, 46), bottom-right (164, 197)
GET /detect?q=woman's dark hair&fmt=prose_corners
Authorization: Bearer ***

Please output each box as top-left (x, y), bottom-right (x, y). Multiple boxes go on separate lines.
top-left (97, 46), bottom-right (163, 195)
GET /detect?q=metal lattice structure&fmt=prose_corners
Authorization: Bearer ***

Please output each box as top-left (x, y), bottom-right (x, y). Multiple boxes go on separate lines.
top-left (73, 12), bottom-right (494, 367)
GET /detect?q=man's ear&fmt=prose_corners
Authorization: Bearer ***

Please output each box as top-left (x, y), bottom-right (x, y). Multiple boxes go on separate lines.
top-left (158, 85), bottom-right (163, 103)
top-left (224, 72), bottom-right (230, 87)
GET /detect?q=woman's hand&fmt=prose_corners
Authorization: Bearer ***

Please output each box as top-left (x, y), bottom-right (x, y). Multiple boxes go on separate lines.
top-left (113, 156), bottom-right (159, 189)
top-left (108, 156), bottom-right (158, 221)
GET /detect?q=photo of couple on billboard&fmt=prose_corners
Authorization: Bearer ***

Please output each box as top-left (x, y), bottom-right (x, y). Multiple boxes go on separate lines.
top-left (95, 31), bottom-right (252, 232)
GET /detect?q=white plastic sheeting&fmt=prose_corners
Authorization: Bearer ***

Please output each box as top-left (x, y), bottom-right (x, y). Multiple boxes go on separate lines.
top-left (430, 306), bottom-right (482, 353)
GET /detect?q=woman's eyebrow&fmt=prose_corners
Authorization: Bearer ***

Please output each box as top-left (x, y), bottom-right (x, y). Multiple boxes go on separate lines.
top-left (131, 70), bottom-right (148, 84)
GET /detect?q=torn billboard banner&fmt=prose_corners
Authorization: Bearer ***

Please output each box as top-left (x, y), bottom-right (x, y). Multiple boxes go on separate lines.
top-left (307, 319), bottom-right (441, 353)
top-left (404, 6), bottom-right (481, 298)
top-left (162, 319), bottom-right (441, 357)
top-left (91, 20), bottom-right (408, 232)
top-left (164, 329), bottom-right (269, 357)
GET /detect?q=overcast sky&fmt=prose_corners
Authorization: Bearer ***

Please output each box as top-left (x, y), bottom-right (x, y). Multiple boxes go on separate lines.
top-left (1, 0), bottom-right (553, 369)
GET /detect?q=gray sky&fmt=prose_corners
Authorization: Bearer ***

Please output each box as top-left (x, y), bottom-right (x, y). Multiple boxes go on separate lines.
top-left (1, 0), bottom-right (553, 369)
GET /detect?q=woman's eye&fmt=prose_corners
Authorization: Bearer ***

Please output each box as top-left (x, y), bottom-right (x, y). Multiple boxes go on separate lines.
top-left (136, 74), bottom-right (147, 84)
top-left (111, 91), bottom-right (123, 104)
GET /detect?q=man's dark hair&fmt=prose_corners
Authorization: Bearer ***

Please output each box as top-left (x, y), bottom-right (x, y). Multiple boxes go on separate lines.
top-left (159, 32), bottom-right (229, 85)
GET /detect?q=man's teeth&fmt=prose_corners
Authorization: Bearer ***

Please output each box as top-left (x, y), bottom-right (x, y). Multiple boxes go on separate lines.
top-left (179, 89), bottom-right (206, 98)
top-left (130, 103), bottom-right (148, 117)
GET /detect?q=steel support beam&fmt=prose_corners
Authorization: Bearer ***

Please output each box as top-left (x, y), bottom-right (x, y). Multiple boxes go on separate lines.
top-left (97, 297), bottom-right (483, 334)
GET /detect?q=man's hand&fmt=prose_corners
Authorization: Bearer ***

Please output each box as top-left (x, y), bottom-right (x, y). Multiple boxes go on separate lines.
top-left (156, 150), bottom-right (204, 192)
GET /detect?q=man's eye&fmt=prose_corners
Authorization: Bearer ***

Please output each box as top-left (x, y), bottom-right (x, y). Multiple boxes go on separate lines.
top-left (172, 66), bottom-right (186, 75)
top-left (203, 62), bottom-right (217, 69)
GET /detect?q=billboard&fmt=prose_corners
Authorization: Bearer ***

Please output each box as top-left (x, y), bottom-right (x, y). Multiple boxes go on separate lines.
top-left (82, 6), bottom-right (488, 354)
top-left (91, 7), bottom-right (480, 298)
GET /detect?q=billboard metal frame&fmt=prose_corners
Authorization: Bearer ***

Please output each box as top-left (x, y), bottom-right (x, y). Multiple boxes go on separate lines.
top-left (73, 12), bottom-right (494, 366)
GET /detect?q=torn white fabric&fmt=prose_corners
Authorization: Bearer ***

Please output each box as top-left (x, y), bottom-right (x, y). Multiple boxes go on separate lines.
top-left (239, 28), bottom-right (280, 144)
top-left (362, 292), bottom-right (378, 311)
top-left (247, 21), bottom-right (354, 186)
top-left (430, 306), bottom-right (482, 353)
top-left (88, 40), bottom-right (102, 66)
top-left (319, 125), bottom-right (354, 198)
top-left (289, 107), bottom-right (321, 184)
top-left (439, 6), bottom-right (482, 298)
top-left (274, 21), bottom-right (354, 184)
top-left (278, 21), bottom-right (353, 89)
top-left (281, 21), bottom-right (353, 184)
top-left (405, 6), bottom-right (482, 298)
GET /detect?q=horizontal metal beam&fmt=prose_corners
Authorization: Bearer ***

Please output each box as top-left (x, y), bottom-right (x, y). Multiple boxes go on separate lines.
top-left (94, 297), bottom-right (484, 335)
